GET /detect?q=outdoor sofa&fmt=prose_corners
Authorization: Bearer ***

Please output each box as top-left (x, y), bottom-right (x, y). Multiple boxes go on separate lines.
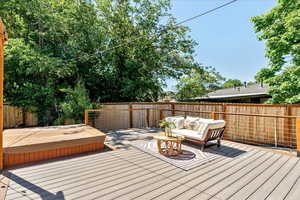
top-left (165, 116), bottom-right (226, 151)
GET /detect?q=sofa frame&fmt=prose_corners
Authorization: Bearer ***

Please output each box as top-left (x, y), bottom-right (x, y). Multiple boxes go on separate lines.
top-left (183, 127), bottom-right (225, 151)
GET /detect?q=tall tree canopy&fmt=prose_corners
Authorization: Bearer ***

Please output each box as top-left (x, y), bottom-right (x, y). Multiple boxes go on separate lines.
top-left (175, 66), bottom-right (224, 100)
top-left (222, 79), bottom-right (243, 89)
top-left (252, 0), bottom-right (300, 104)
top-left (1, 0), bottom-right (207, 124)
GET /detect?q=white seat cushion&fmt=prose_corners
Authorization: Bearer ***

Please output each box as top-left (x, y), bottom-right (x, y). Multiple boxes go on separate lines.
top-left (172, 129), bottom-right (203, 140)
top-left (165, 116), bottom-right (185, 129)
top-left (172, 118), bottom-right (226, 141)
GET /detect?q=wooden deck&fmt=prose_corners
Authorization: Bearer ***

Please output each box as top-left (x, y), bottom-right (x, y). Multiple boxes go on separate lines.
top-left (2, 130), bottom-right (300, 200)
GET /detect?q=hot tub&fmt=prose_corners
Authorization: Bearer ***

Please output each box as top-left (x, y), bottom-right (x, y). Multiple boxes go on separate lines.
top-left (3, 124), bottom-right (106, 167)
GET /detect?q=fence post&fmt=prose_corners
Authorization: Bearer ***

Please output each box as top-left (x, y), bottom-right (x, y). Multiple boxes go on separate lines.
top-left (296, 118), bottom-right (300, 157)
top-left (171, 103), bottom-right (175, 116)
top-left (0, 19), bottom-right (7, 170)
top-left (84, 110), bottom-right (88, 125)
top-left (159, 110), bottom-right (163, 121)
top-left (146, 108), bottom-right (150, 127)
top-left (285, 105), bottom-right (292, 146)
top-left (211, 112), bottom-right (217, 120)
top-left (129, 103), bottom-right (133, 128)
top-left (222, 104), bottom-right (227, 120)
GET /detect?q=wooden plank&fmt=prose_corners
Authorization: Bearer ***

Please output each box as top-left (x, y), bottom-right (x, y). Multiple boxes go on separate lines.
top-left (185, 151), bottom-right (266, 190)
top-left (159, 109), bottom-right (163, 120)
top-left (228, 155), bottom-right (290, 200)
top-left (7, 150), bottom-right (150, 181)
top-left (84, 110), bottom-right (88, 125)
top-left (7, 155), bottom-right (173, 200)
top-left (8, 152), bottom-right (160, 193)
top-left (5, 143), bottom-right (300, 200)
top-left (284, 105), bottom-right (293, 146)
top-left (146, 108), bottom-right (150, 127)
top-left (91, 166), bottom-right (182, 200)
top-left (135, 149), bottom-right (259, 200)
top-left (213, 152), bottom-right (281, 200)
top-left (211, 112), bottom-right (217, 120)
top-left (129, 142), bottom-right (243, 196)
top-left (129, 103), bottom-right (133, 128)
top-left (244, 157), bottom-right (298, 200)
top-left (198, 152), bottom-right (275, 197)
top-left (266, 160), bottom-right (300, 200)
top-left (4, 142), bottom-right (105, 167)
top-left (284, 173), bottom-right (300, 200)
top-left (171, 103), bottom-right (175, 116)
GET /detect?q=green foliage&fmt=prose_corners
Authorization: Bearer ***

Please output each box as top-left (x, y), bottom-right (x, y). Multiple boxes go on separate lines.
top-left (175, 66), bottom-right (224, 100)
top-left (58, 80), bottom-right (97, 124)
top-left (159, 120), bottom-right (174, 128)
top-left (1, 0), bottom-right (220, 123)
top-left (4, 38), bottom-right (76, 124)
top-left (251, 0), bottom-right (300, 104)
top-left (264, 66), bottom-right (300, 104)
top-left (247, 81), bottom-right (256, 86)
top-left (222, 79), bottom-right (243, 88)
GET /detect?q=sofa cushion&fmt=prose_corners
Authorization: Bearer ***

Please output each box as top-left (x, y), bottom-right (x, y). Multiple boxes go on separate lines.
top-left (165, 116), bottom-right (185, 129)
top-left (173, 118), bottom-right (226, 141)
top-left (184, 116), bottom-right (201, 130)
top-left (172, 129), bottom-right (203, 140)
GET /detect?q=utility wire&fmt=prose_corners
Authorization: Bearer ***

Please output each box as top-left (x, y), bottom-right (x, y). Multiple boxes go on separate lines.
top-left (100, 0), bottom-right (238, 53)
top-left (174, 0), bottom-right (238, 26)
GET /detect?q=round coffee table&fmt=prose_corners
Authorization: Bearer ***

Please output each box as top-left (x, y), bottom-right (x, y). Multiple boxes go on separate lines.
top-left (153, 132), bottom-right (185, 156)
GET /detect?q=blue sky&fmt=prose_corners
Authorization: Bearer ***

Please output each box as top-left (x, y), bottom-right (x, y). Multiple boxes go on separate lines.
top-left (166, 0), bottom-right (276, 91)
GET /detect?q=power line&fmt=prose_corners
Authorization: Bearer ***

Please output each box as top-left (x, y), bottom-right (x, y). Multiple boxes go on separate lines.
top-left (174, 0), bottom-right (238, 26)
top-left (100, 0), bottom-right (238, 53)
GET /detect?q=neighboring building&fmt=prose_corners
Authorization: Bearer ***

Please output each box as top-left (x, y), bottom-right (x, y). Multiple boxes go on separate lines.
top-left (194, 83), bottom-right (271, 103)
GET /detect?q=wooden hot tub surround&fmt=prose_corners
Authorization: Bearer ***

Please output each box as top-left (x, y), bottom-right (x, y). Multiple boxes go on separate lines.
top-left (3, 124), bottom-right (106, 167)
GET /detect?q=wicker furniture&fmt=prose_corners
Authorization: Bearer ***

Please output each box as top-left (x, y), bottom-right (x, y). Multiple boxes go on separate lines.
top-left (153, 132), bottom-right (184, 156)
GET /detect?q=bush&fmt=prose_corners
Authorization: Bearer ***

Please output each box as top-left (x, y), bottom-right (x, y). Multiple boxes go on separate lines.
top-left (56, 80), bottom-right (102, 124)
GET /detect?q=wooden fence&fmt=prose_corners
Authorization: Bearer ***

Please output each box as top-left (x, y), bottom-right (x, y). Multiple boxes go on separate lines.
top-left (85, 102), bottom-right (300, 150)
top-left (3, 104), bottom-right (38, 128)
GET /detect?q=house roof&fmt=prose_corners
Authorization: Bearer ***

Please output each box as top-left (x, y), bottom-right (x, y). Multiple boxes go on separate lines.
top-left (195, 83), bottom-right (269, 100)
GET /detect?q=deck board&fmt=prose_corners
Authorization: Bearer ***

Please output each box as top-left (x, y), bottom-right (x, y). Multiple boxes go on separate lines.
top-left (247, 157), bottom-right (299, 200)
top-left (2, 131), bottom-right (300, 200)
top-left (146, 150), bottom-right (264, 200)
top-left (214, 152), bottom-right (282, 200)
top-left (228, 155), bottom-right (290, 200)
top-left (266, 160), bottom-right (300, 200)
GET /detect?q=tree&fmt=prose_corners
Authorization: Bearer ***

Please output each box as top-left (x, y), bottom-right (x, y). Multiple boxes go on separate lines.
top-left (57, 80), bottom-right (97, 124)
top-left (251, 0), bottom-right (300, 104)
top-left (175, 66), bottom-right (224, 100)
top-left (1, 0), bottom-right (103, 124)
top-left (1, 0), bottom-right (207, 124)
top-left (222, 79), bottom-right (243, 88)
top-left (247, 81), bottom-right (256, 86)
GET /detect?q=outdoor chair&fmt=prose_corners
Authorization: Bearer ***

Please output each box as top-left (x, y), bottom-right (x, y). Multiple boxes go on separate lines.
top-left (166, 116), bottom-right (226, 151)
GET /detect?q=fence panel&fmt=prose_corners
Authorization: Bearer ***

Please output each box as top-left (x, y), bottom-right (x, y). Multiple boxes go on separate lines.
top-left (92, 104), bottom-right (130, 130)
top-left (97, 102), bottom-right (300, 148)
top-left (3, 105), bottom-right (38, 128)
top-left (173, 103), bottom-right (224, 119)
